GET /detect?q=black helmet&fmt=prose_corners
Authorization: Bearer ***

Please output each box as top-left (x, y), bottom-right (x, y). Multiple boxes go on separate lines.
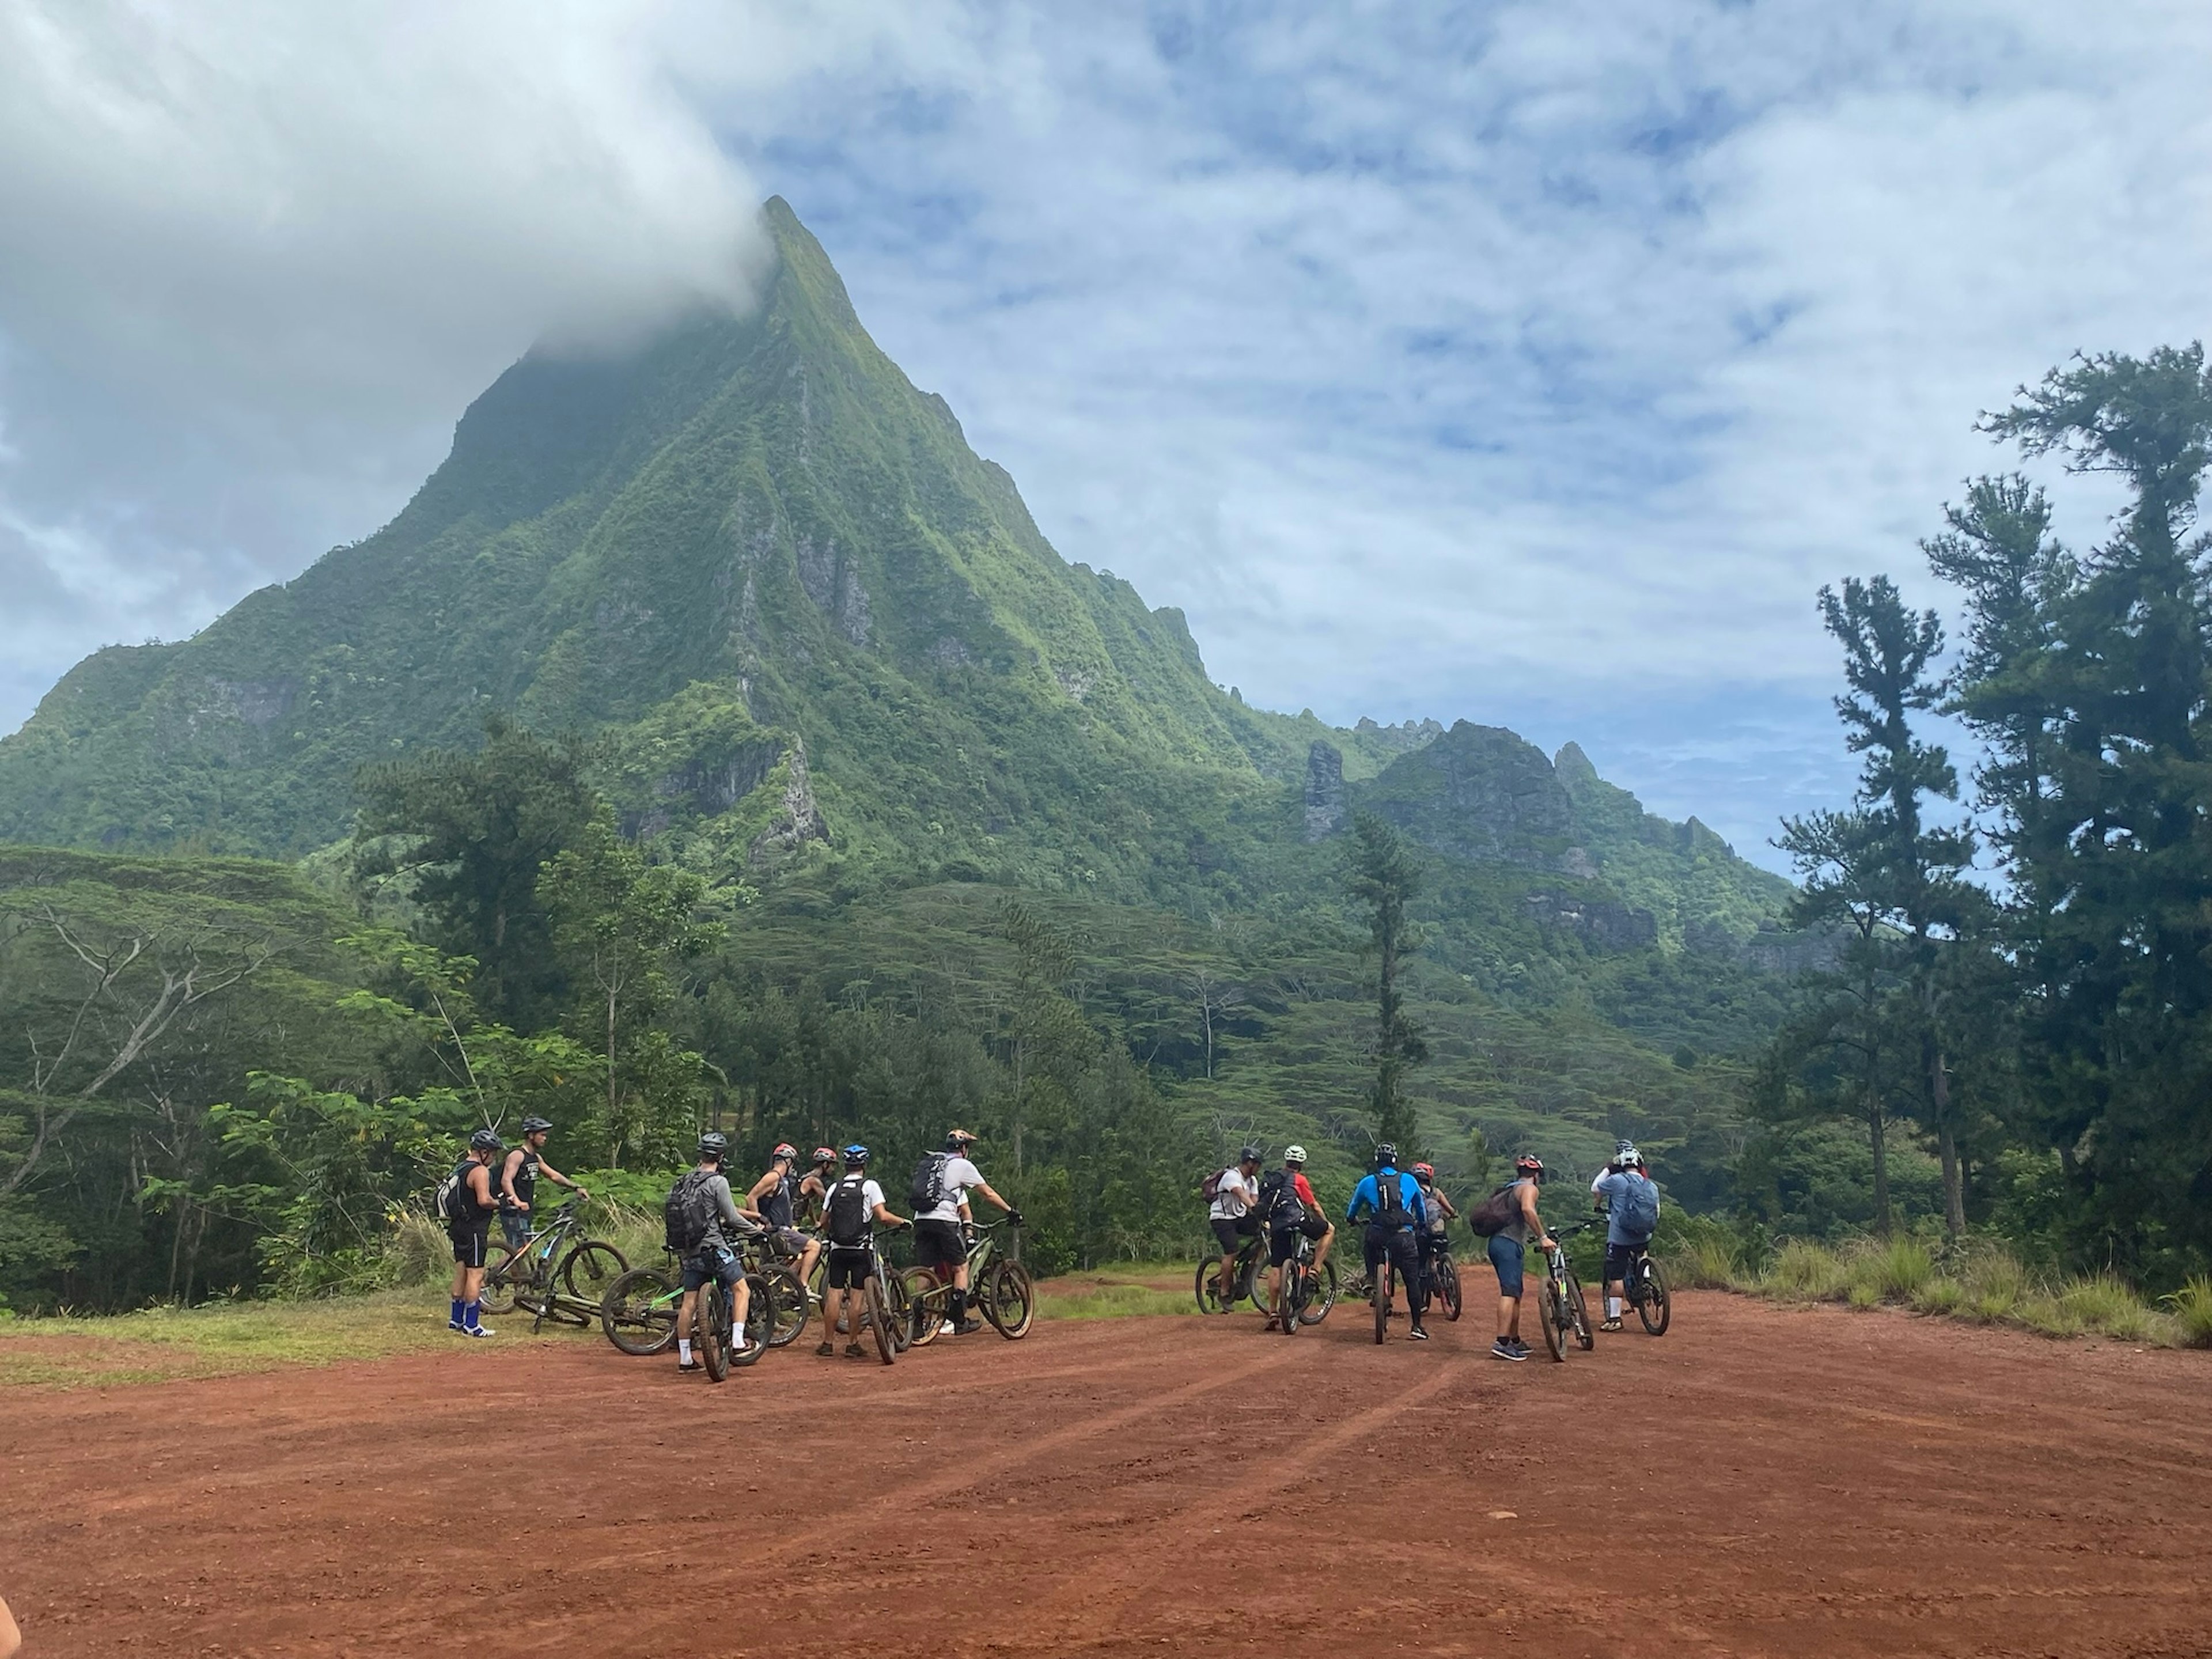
top-left (1238, 1145), bottom-right (1262, 1165)
top-left (842, 1143), bottom-right (871, 1167)
top-left (1374, 1142), bottom-right (1398, 1168)
top-left (520, 1116), bottom-right (553, 1136)
top-left (698, 1131), bottom-right (729, 1161)
top-left (469, 1128), bottom-right (505, 1154)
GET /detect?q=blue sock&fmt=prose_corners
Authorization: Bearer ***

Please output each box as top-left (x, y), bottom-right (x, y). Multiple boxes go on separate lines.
top-left (449, 1297), bottom-right (464, 1325)
top-left (463, 1300), bottom-right (481, 1329)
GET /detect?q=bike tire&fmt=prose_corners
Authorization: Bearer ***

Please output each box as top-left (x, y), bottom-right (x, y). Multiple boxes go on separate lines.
top-left (1638, 1259), bottom-right (1671, 1336)
top-left (759, 1264), bottom-right (808, 1349)
top-left (864, 1274), bottom-right (897, 1365)
top-left (983, 1260), bottom-right (1035, 1339)
top-left (1567, 1271), bottom-right (1595, 1350)
top-left (1437, 1256), bottom-right (1463, 1321)
top-left (599, 1266), bottom-right (678, 1355)
top-left (560, 1239), bottom-right (628, 1303)
top-left (1539, 1282), bottom-right (1567, 1361)
top-left (1373, 1262), bottom-right (1392, 1345)
top-left (732, 1272), bottom-right (771, 1368)
top-left (1195, 1257), bottom-right (1230, 1315)
top-left (700, 1285), bottom-right (730, 1382)
top-left (478, 1245), bottom-right (521, 1316)
top-left (883, 1264), bottom-right (914, 1353)
top-left (1298, 1256), bottom-right (1338, 1325)
top-left (902, 1267), bottom-right (946, 1347)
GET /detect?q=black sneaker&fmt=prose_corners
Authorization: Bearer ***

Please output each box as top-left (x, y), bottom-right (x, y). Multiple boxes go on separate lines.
top-left (1490, 1338), bottom-right (1527, 1362)
top-left (951, 1319), bottom-right (984, 1336)
top-left (1408, 1325), bottom-right (1430, 1340)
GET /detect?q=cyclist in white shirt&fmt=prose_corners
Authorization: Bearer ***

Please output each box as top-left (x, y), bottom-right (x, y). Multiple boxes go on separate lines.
top-left (1206, 1146), bottom-right (1263, 1313)
top-left (914, 1128), bottom-right (1020, 1337)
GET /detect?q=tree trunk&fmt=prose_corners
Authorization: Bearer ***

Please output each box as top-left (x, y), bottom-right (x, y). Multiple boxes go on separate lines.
top-left (1930, 1047), bottom-right (1964, 1239)
top-left (605, 982), bottom-right (620, 1168)
top-left (1868, 1096), bottom-right (1892, 1236)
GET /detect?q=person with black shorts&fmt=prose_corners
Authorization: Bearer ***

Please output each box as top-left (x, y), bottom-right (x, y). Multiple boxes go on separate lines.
top-left (1263, 1145), bottom-right (1334, 1330)
top-left (1206, 1146), bottom-right (1263, 1312)
top-left (445, 1128), bottom-right (504, 1338)
top-left (746, 1142), bottom-right (822, 1291)
top-left (816, 1145), bottom-right (907, 1359)
top-left (912, 1128), bottom-right (1019, 1336)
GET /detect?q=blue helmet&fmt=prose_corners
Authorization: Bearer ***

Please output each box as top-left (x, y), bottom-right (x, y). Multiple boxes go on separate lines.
top-left (842, 1143), bottom-right (870, 1167)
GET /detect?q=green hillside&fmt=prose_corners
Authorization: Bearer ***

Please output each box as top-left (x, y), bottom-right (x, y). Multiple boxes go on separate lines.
top-left (0, 199), bottom-right (1810, 1306)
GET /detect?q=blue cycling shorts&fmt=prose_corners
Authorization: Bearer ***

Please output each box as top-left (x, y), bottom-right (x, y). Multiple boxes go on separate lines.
top-left (1487, 1234), bottom-right (1525, 1297)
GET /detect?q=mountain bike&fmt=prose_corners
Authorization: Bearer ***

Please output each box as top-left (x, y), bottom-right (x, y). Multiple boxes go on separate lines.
top-left (479, 1198), bottom-right (627, 1325)
top-left (1271, 1229), bottom-right (1338, 1335)
top-left (736, 1228), bottom-right (812, 1349)
top-left (1195, 1228), bottom-right (1269, 1315)
top-left (1423, 1234), bottom-right (1462, 1321)
top-left (688, 1268), bottom-right (771, 1381)
top-left (1536, 1222), bottom-right (1596, 1362)
top-left (599, 1254), bottom-right (772, 1362)
top-left (905, 1218), bottom-right (1035, 1344)
top-left (1623, 1243), bottom-right (1671, 1335)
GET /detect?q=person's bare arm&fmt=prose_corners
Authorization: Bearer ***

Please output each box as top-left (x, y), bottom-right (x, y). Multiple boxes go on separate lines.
top-left (1522, 1185), bottom-right (1555, 1252)
top-left (0, 1592), bottom-right (21, 1659)
top-left (537, 1157), bottom-right (585, 1198)
top-left (499, 1149), bottom-right (527, 1209)
top-left (468, 1164), bottom-right (498, 1209)
top-left (745, 1171), bottom-right (779, 1207)
top-left (969, 1180), bottom-right (1015, 1214)
top-left (872, 1203), bottom-right (910, 1229)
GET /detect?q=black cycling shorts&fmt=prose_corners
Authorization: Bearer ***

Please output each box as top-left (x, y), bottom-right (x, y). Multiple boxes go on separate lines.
top-left (1604, 1240), bottom-right (1648, 1285)
top-left (914, 1218), bottom-right (966, 1270)
top-left (1268, 1227), bottom-right (1309, 1267)
top-left (825, 1246), bottom-right (872, 1290)
top-left (1210, 1215), bottom-right (1259, 1253)
top-left (448, 1219), bottom-right (490, 1268)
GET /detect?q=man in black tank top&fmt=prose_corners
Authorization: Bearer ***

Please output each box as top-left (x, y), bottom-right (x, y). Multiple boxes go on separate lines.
top-left (745, 1143), bottom-right (822, 1289)
top-left (498, 1118), bottom-right (589, 1251)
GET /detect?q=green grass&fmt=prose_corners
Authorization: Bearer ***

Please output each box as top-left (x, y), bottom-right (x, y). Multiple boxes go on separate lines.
top-left (0, 1285), bottom-right (587, 1389)
top-left (1708, 1232), bottom-right (2191, 1347)
top-left (1035, 1262), bottom-right (1200, 1321)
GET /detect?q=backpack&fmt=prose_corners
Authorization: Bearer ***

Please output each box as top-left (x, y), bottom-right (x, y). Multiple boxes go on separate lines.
top-left (1259, 1170), bottom-right (1306, 1231)
top-left (911, 1152), bottom-right (950, 1213)
top-left (825, 1173), bottom-right (872, 1247)
top-left (1616, 1173), bottom-right (1660, 1241)
top-left (436, 1158), bottom-right (477, 1224)
top-left (1372, 1169), bottom-right (1409, 1227)
top-left (1467, 1183), bottom-right (1520, 1238)
top-left (1200, 1168), bottom-right (1228, 1205)
top-left (662, 1169), bottom-right (718, 1253)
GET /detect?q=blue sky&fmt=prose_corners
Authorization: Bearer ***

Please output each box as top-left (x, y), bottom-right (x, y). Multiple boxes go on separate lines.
top-left (3, 2), bottom-right (2207, 866)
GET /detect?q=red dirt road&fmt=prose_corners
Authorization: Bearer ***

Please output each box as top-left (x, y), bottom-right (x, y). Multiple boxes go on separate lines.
top-left (3, 1292), bottom-right (2209, 1658)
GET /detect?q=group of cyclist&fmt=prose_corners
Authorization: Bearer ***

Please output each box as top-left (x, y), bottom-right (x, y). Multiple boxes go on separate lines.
top-left (1206, 1137), bottom-right (1661, 1361)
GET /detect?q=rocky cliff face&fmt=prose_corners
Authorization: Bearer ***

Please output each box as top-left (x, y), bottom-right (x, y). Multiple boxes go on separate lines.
top-left (1361, 721), bottom-right (1587, 870)
top-left (1302, 741), bottom-right (1346, 842)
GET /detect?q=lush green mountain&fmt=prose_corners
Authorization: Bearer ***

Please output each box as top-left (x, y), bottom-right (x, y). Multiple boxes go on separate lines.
top-left (1, 198), bottom-right (1808, 1248)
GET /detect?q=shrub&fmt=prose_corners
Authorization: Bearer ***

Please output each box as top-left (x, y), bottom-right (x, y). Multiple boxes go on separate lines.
top-left (2053, 1274), bottom-right (2161, 1342)
top-left (1859, 1236), bottom-right (1937, 1300)
top-left (2164, 1276), bottom-right (2212, 1349)
top-left (380, 1213), bottom-right (453, 1288)
top-left (1912, 1277), bottom-right (1967, 1316)
top-left (1766, 1238), bottom-right (1847, 1299)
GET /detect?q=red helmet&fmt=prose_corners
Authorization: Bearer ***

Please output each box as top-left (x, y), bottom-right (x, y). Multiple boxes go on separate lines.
top-left (771, 1142), bottom-right (798, 1162)
top-left (1411, 1162), bottom-right (1435, 1180)
top-left (811, 1146), bottom-right (836, 1164)
top-left (1514, 1153), bottom-right (1546, 1178)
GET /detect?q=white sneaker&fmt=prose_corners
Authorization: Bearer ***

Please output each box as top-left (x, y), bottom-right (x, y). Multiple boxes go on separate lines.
top-left (938, 1320), bottom-right (957, 1336)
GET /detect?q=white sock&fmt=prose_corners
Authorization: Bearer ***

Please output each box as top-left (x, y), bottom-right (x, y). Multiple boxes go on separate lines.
top-left (1607, 1297), bottom-right (1622, 1320)
top-left (678, 1339), bottom-right (692, 1363)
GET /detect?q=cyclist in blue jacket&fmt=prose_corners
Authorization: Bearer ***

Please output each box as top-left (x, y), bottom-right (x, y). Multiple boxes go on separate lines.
top-left (1346, 1144), bottom-right (1431, 1340)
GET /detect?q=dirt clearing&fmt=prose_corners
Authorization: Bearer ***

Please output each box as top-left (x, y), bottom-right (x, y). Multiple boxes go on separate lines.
top-left (3, 1291), bottom-right (2207, 1657)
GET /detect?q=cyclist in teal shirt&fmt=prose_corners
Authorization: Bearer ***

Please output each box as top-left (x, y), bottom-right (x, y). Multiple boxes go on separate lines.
top-left (1346, 1145), bottom-right (1431, 1340)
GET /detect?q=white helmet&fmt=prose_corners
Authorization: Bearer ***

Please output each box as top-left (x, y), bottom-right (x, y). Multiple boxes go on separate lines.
top-left (1283, 1145), bottom-right (1308, 1165)
top-left (1618, 1145), bottom-right (1644, 1169)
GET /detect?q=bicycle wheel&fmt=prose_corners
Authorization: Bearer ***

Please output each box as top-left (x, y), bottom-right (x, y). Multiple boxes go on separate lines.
top-left (600, 1266), bottom-right (678, 1355)
top-left (1567, 1272), bottom-right (1595, 1351)
top-left (699, 1285), bottom-right (730, 1382)
top-left (882, 1263), bottom-right (914, 1353)
top-left (1637, 1259), bottom-right (1672, 1336)
top-left (863, 1274), bottom-right (897, 1365)
top-left (560, 1239), bottom-right (628, 1303)
top-left (1298, 1256), bottom-right (1338, 1325)
top-left (901, 1268), bottom-right (945, 1346)
top-left (732, 1273), bottom-right (771, 1368)
top-left (1436, 1255), bottom-right (1463, 1322)
top-left (983, 1260), bottom-right (1035, 1338)
top-left (1238, 1247), bottom-right (1271, 1309)
top-left (758, 1264), bottom-right (808, 1349)
top-left (1195, 1257), bottom-right (1231, 1315)
top-left (1537, 1281), bottom-right (1567, 1361)
top-left (479, 1245), bottom-right (521, 1316)
top-left (1373, 1262), bottom-right (1391, 1345)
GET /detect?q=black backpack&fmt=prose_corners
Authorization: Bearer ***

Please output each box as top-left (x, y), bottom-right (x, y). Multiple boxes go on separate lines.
top-left (663, 1169), bottom-right (718, 1253)
top-left (910, 1152), bottom-right (949, 1212)
top-left (1372, 1169), bottom-right (1409, 1226)
top-left (825, 1173), bottom-right (872, 1247)
top-left (1467, 1182), bottom-right (1520, 1238)
top-left (435, 1158), bottom-right (478, 1224)
top-left (1260, 1170), bottom-right (1306, 1230)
